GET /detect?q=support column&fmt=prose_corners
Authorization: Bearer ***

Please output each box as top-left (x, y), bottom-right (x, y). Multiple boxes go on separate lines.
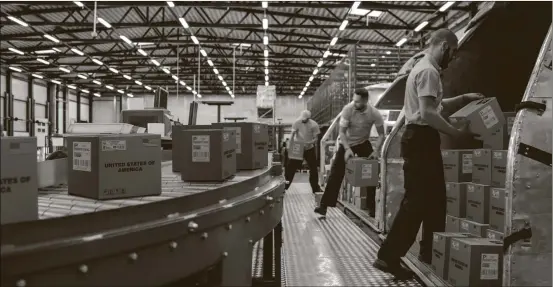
top-left (4, 70), bottom-right (14, 136)
top-left (27, 75), bottom-right (36, 136)
top-left (48, 83), bottom-right (57, 152)
top-left (89, 93), bottom-right (93, 123)
top-left (76, 90), bottom-right (81, 123)
top-left (62, 87), bottom-right (67, 133)
top-left (55, 85), bottom-right (60, 134)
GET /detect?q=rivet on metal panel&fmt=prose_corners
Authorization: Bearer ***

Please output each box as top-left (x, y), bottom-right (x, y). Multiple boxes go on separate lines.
top-left (226, 224), bottom-right (232, 231)
top-left (79, 264), bottom-right (88, 273)
top-left (169, 241), bottom-right (178, 249)
top-left (188, 221), bottom-right (199, 231)
top-left (222, 252), bottom-right (228, 257)
top-left (246, 216), bottom-right (251, 222)
top-left (266, 196), bottom-right (274, 202)
top-left (201, 232), bottom-right (208, 240)
top-left (128, 253), bottom-right (138, 261)
top-left (526, 183), bottom-right (531, 189)
top-left (259, 210), bottom-right (265, 215)
top-left (249, 239), bottom-right (253, 244)
top-left (15, 279), bottom-right (26, 287)
top-left (536, 173), bottom-right (540, 178)
top-left (270, 203), bottom-right (274, 208)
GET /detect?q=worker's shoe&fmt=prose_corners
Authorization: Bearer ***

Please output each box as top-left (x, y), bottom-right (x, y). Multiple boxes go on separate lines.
top-left (314, 205), bottom-right (327, 216)
top-left (373, 259), bottom-right (413, 280)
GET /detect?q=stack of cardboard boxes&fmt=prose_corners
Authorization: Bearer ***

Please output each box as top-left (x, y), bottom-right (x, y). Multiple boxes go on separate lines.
top-left (432, 98), bottom-right (516, 286)
top-left (343, 157), bottom-right (379, 210)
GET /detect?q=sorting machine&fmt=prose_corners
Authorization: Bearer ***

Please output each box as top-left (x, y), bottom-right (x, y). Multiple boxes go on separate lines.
top-left (1, 122), bottom-right (286, 287)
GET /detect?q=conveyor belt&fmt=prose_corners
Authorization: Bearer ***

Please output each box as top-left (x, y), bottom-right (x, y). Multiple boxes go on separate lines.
top-left (37, 162), bottom-right (266, 219)
top-left (282, 182), bottom-right (421, 287)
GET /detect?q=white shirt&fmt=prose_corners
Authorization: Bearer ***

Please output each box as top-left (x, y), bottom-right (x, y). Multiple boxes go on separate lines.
top-left (404, 53), bottom-right (444, 125)
top-left (339, 102), bottom-right (384, 147)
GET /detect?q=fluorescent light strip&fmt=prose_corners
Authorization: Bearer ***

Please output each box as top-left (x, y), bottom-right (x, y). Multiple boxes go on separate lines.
top-left (313, 69), bottom-right (318, 75)
top-left (71, 48), bottom-right (84, 56)
top-left (92, 58), bottom-right (103, 65)
top-left (67, 85), bottom-right (76, 90)
top-left (9, 66), bottom-right (22, 72)
top-left (74, 1), bottom-right (84, 7)
top-left (44, 34), bottom-right (60, 43)
top-left (59, 67), bottom-right (71, 73)
top-left (414, 21), bottom-right (429, 32)
top-left (123, 75), bottom-right (132, 80)
top-left (179, 18), bottom-right (189, 29)
top-left (145, 86), bottom-right (152, 91)
top-left (93, 80), bottom-right (102, 85)
top-left (8, 47), bottom-right (24, 55)
top-left (439, 1), bottom-right (455, 12)
top-left (265, 76), bottom-right (269, 81)
top-left (262, 18), bottom-right (268, 30)
top-left (81, 89), bottom-right (90, 94)
top-left (179, 81), bottom-right (186, 86)
top-left (77, 74), bottom-right (88, 79)
top-left (97, 18), bottom-right (112, 28)
top-left (207, 60), bottom-right (214, 66)
top-left (330, 37), bottom-right (338, 46)
top-left (137, 49), bottom-right (147, 56)
top-left (51, 80), bottom-right (62, 85)
top-left (186, 86), bottom-right (192, 91)
top-left (213, 68), bottom-right (219, 74)
top-left (309, 76), bottom-right (314, 82)
top-left (317, 60), bottom-right (323, 67)
top-left (94, 93), bottom-right (101, 97)
top-left (218, 75), bottom-right (223, 81)
top-left (264, 50), bottom-right (268, 57)
top-left (339, 20), bottom-right (348, 31)
top-left (263, 36), bottom-right (269, 45)
top-left (264, 60), bottom-right (269, 67)
top-left (306, 82), bottom-right (311, 87)
top-left (120, 35), bottom-right (133, 46)
top-left (8, 16), bottom-right (28, 27)
top-left (151, 59), bottom-right (160, 66)
top-left (200, 49), bottom-right (207, 57)
top-left (323, 51), bottom-right (330, 58)
top-left (52, 48), bottom-right (61, 53)
top-left (135, 80), bottom-right (142, 85)
top-left (262, 1), bottom-right (268, 8)
top-left (395, 37), bottom-right (408, 47)
top-left (191, 36), bottom-right (199, 45)
top-left (109, 67), bottom-right (119, 74)
top-left (35, 50), bottom-right (55, 55)
top-left (163, 68), bottom-right (170, 74)
top-left (222, 81), bottom-right (227, 86)
top-left (265, 69), bottom-right (268, 75)
top-left (32, 73), bottom-right (43, 79)
top-left (117, 90), bottom-right (124, 94)
top-left (106, 85), bottom-right (114, 90)
top-left (127, 94), bottom-right (134, 97)
top-left (172, 75), bottom-right (178, 81)
top-left (167, 1), bottom-right (175, 7)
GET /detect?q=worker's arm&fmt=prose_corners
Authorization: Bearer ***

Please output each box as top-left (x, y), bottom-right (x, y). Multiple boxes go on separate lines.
top-left (290, 121), bottom-right (299, 142)
top-left (417, 69), bottom-right (462, 137)
top-left (338, 106), bottom-right (352, 150)
top-left (371, 107), bottom-right (386, 154)
top-left (307, 122), bottom-right (321, 145)
top-left (441, 93), bottom-right (485, 117)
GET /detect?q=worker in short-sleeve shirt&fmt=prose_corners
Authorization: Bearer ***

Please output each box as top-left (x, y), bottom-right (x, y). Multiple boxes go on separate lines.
top-left (315, 88), bottom-right (385, 217)
top-left (284, 110), bottom-right (321, 193)
top-left (374, 28), bottom-right (483, 280)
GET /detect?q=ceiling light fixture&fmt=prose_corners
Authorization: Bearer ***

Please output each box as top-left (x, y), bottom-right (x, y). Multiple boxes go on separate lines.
top-left (97, 18), bottom-right (112, 28)
top-left (439, 1), bottom-right (455, 12)
top-left (8, 47), bottom-right (24, 55)
top-left (395, 38), bottom-right (408, 47)
top-left (43, 34), bottom-right (60, 43)
top-left (207, 60), bottom-right (214, 66)
top-left (179, 18), bottom-right (189, 29)
top-left (94, 93), bottom-right (101, 97)
top-left (81, 89), bottom-right (90, 94)
top-left (262, 1), bottom-right (268, 8)
top-left (145, 86), bottom-right (152, 90)
top-left (106, 85), bottom-right (114, 90)
top-left (167, 1), bottom-right (175, 7)
top-left (414, 21), bottom-right (429, 32)
top-left (191, 36), bottom-right (199, 45)
top-left (71, 48), bottom-right (84, 56)
top-left (59, 67), bottom-right (71, 73)
top-left (74, 1), bottom-right (84, 7)
top-left (262, 18), bottom-right (268, 30)
top-left (330, 37), bottom-right (338, 46)
top-left (51, 80), bottom-right (62, 85)
top-left (93, 80), bottom-right (102, 85)
top-left (109, 67), bottom-right (119, 74)
top-left (123, 75), bottom-right (132, 80)
top-left (32, 73), bottom-right (43, 79)
top-left (9, 66), bottom-right (22, 72)
top-left (339, 20), bottom-right (348, 31)
top-left (137, 49), bottom-right (147, 56)
top-left (200, 49), bottom-right (207, 57)
top-left (120, 35), bottom-right (134, 46)
top-left (92, 58), bottom-right (103, 65)
top-left (135, 80), bottom-right (142, 85)
top-left (163, 68), bottom-right (170, 74)
top-left (7, 16), bottom-right (29, 27)
top-left (172, 75), bottom-right (178, 81)
top-left (67, 85), bottom-right (76, 90)
top-left (77, 74), bottom-right (88, 79)
top-left (263, 36), bottom-right (269, 45)
top-left (151, 59), bottom-right (160, 66)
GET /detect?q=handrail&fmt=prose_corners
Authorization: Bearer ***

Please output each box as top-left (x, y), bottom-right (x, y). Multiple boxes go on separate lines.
top-left (318, 112), bottom-right (342, 186)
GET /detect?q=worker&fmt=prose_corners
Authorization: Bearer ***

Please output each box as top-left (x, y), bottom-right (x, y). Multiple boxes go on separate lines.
top-left (280, 141), bottom-right (289, 169)
top-left (373, 28), bottom-right (483, 279)
top-left (284, 110), bottom-right (320, 193)
top-left (314, 88), bottom-right (385, 217)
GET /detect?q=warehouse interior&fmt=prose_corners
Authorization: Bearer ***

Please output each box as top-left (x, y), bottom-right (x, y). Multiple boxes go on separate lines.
top-left (1, 1), bottom-right (552, 287)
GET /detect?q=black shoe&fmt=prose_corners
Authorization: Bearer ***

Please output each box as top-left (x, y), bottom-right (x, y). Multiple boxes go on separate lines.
top-left (373, 259), bottom-right (413, 280)
top-left (418, 254), bottom-right (432, 265)
top-left (314, 206), bottom-right (327, 216)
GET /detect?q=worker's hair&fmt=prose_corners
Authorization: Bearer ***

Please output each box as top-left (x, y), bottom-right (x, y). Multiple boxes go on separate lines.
top-left (354, 88), bottom-right (369, 99)
top-left (429, 28), bottom-right (458, 48)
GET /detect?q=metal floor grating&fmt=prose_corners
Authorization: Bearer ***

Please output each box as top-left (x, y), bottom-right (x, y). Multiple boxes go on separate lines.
top-left (281, 183), bottom-right (421, 286)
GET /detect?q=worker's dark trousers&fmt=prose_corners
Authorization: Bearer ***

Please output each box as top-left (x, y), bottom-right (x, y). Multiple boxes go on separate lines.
top-left (285, 147), bottom-right (320, 193)
top-left (377, 125), bottom-right (446, 265)
top-left (320, 141), bottom-right (375, 208)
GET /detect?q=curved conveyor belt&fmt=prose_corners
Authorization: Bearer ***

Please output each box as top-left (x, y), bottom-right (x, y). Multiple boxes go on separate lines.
top-left (1, 159), bottom-right (285, 287)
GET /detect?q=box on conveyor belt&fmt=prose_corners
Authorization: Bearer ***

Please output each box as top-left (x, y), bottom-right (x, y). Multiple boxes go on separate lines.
top-left (472, 149), bottom-right (492, 185)
top-left (446, 182), bottom-right (468, 218)
top-left (442, 149), bottom-right (473, 182)
top-left (489, 188), bottom-right (506, 232)
top-left (460, 218), bottom-right (489, 237)
top-left (181, 129), bottom-right (236, 182)
top-left (288, 141), bottom-right (305, 160)
top-left (345, 158), bottom-right (379, 187)
top-left (449, 97), bottom-right (505, 138)
top-left (172, 125), bottom-right (213, 172)
top-left (486, 229), bottom-right (504, 241)
top-left (212, 122), bottom-right (268, 170)
top-left (66, 134), bottom-right (162, 200)
top-left (491, 150), bottom-right (507, 188)
top-left (1, 137), bottom-right (38, 224)
top-left (432, 232), bottom-right (472, 280)
top-left (466, 183), bottom-right (491, 224)
top-left (446, 215), bottom-right (461, 232)
top-left (448, 238), bottom-right (503, 287)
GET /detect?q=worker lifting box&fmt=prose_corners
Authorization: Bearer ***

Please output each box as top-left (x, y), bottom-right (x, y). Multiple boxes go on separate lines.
top-left (449, 97), bottom-right (506, 137)
top-left (345, 158), bottom-right (379, 187)
top-left (66, 134), bottom-right (162, 200)
top-left (288, 140), bottom-right (305, 160)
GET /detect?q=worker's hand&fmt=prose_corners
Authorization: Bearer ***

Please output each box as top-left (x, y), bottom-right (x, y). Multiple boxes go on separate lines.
top-left (456, 121), bottom-right (480, 141)
top-left (344, 148), bottom-right (354, 161)
top-left (463, 93), bottom-right (485, 102)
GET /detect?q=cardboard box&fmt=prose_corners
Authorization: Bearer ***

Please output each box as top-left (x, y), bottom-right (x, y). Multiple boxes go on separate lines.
top-left (172, 125), bottom-right (212, 172)
top-left (472, 149), bottom-right (492, 185)
top-left (354, 196), bottom-right (368, 210)
top-left (212, 122), bottom-right (268, 170)
top-left (481, 127), bottom-right (504, 150)
top-left (503, 112), bottom-right (517, 146)
top-left (460, 218), bottom-right (489, 237)
top-left (446, 215), bottom-right (461, 232)
top-left (449, 97), bottom-right (505, 137)
top-left (288, 141), bottom-right (305, 160)
top-left (181, 129), bottom-right (236, 182)
top-left (448, 238), bottom-right (503, 287)
top-left (442, 150), bottom-right (473, 183)
top-left (432, 232), bottom-right (471, 280)
top-left (446, 182), bottom-right (468, 218)
top-left (489, 188), bottom-right (506, 232)
top-left (466, 183), bottom-right (491, 224)
top-left (486, 229), bottom-right (504, 241)
top-left (345, 158), bottom-right (379, 187)
top-left (491, 150), bottom-right (507, 188)
top-left (1, 137), bottom-right (38, 224)
top-left (66, 134), bottom-right (162, 200)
